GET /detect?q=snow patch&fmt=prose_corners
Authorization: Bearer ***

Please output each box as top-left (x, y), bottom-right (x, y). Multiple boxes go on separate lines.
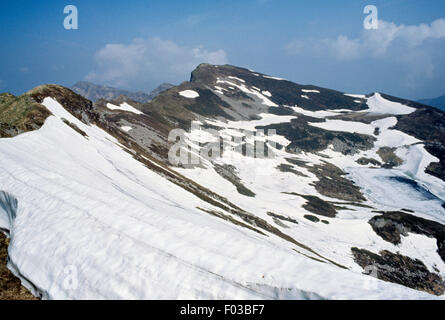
top-left (290, 106), bottom-right (352, 118)
top-left (120, 126), bottom-right (132, 132)
top-left (214, 86), bottom-right (226, 95)
top-left (366, 93), bottom-right (416, 115)
top-left (263, 75), bottom-right (286, 81)
top-left (205, 113), bottom-right (297, 131)
top-left (217, 79), bottom-right (278, 107)
top-left (308, 120), bottom-right (375, 136)
top-left (227, 76), bottom-right (245, 83)
top-left (106, 103), bottom-right (143, 115)
top-left (344, 93), bottom-right (366, 99)
top-left (179, 90), bottom-right (200, 99)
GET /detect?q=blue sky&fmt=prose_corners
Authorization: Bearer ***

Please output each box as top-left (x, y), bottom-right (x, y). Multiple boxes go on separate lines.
top-left (1, 0), bottom-right (444, 100)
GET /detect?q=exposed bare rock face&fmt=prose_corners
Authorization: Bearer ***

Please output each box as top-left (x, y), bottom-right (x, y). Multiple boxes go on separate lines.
top-left (369, 211), bottom-right (445, 262)
top-left (28, 84), bottom-right (98, 125)
top-left (352, 247), bottom-right (445, 296)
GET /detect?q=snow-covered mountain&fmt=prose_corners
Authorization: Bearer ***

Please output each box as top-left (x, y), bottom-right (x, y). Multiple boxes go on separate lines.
top-left (1, 64), bottom-right (445, 299)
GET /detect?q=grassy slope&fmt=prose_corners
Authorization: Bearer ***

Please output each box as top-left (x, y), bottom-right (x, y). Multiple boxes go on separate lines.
top-left (0, 92), bottom-right (51, 138)
top-left (0, 233), bottom-right (37, 300)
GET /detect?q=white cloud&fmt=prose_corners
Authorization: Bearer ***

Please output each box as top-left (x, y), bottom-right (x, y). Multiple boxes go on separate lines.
top-left (286, 19), bottom-right (445, 60)
top-left (324, 35), bottom-right (362, 60)
top-left (86, 37), bottom-right (228, 89)
top-left (284, 19), bottom-right (445, 94)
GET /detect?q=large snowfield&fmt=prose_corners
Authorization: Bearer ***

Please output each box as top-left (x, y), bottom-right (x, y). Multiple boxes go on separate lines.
top-left (0, 93), bottom-right (444, 300)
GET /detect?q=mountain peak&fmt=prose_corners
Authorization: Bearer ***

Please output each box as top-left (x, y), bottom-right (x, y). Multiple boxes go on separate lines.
top-left (28, 84), bottom-right (89, 103)
top-left (148, 83), bottom-right (175, 99)
top-left (27, 84), bottom-right (98, 125)
top-left (190, 63), bottom-right (255, 84)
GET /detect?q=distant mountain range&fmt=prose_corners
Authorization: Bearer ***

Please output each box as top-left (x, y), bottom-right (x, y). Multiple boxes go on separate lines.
top-left (417, 95), bottom-right (445, 112)
top-left (71, 81), bottom-right (174, 103)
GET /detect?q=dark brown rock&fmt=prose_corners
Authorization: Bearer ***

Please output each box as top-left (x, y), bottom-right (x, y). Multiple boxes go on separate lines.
top-left (352, 247), bottom-right (445, 296)
top-left (369, 211), bottom-right (445, 262)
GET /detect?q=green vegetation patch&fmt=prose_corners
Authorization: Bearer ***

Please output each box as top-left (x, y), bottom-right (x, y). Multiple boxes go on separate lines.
top-left (0, 93), bottom-right (51, 138)
top-left (1, 232), bottom-right (38, 300)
